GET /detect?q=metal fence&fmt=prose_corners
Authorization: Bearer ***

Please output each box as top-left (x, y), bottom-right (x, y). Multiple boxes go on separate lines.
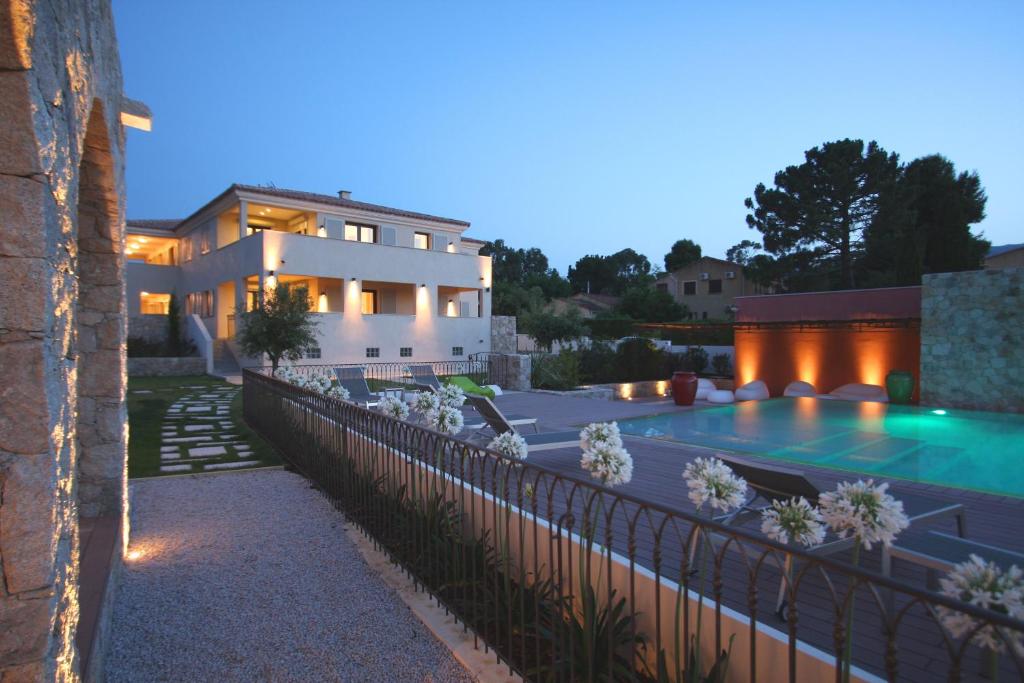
top-left (251, 358), bottom-right (493, 390)
top-left (243, 369), bottom-right (1024, 682)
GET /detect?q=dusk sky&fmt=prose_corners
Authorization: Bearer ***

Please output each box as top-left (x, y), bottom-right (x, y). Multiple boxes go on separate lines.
top-left (114, 1), bottom-right (1022, 273)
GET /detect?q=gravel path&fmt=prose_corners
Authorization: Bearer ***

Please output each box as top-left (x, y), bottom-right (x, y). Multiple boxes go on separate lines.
top-left (107, 469), bottom-right (475, 682)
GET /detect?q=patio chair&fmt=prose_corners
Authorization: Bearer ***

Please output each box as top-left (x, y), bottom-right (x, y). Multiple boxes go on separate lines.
top-left (332, 367), bottom-right (380, 407)
top-left (882, 531), bottom-right (1024, 614)
top-left (709, 456), bottom-right (967, 616)
top-left (407, 364), bottom-right (442, 390)
top-left (464, 394), bottom-right (578, 452)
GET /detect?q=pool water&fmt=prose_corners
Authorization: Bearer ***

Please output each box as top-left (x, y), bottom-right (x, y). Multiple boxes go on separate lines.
top-left (617, 398), bottom-right (1024, 498)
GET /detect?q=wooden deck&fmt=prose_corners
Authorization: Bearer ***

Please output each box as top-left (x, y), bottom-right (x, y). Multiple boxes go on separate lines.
top-left (483, 391), bottom-right (1024, 682)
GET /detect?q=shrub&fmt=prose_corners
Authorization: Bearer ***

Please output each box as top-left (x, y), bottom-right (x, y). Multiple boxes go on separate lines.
top-left (682, 346), bottom-right (709, 374)
top-left (585, 317), bottom-right (637, 340)
top-left (577, 343), bottom-right (618, 384)
top-left (126, 335), bottom-right (197, 358)
top-left (615, 338), bottom-right (665, 382)
top-left (711, 353), bottom-right (732, 377)
top-left (531, 350), bottom-right (580, 390)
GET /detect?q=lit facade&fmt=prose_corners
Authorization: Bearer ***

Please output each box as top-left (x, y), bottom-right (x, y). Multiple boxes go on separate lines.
top-left (127, 185), bottom-right (492, 366)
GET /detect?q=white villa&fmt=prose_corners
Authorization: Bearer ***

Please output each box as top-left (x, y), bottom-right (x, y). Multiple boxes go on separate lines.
top-left (126, 184), bottom-right (493, 369)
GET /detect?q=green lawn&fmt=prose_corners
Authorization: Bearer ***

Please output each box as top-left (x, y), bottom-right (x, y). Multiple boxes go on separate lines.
top-left (127, 375), bottom-right (280, 478)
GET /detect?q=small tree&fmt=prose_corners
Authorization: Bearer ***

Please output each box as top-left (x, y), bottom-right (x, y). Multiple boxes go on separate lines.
top-left (166, 293), bottom-right (184, 355)
top-left (520, 307), bottom-right (587, 351)
top-left (237, 282), bottom-right (319, 373)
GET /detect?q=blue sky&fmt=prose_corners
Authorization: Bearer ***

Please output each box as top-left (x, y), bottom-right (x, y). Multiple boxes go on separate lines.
top-left (114, 1), bottom-right (1023, 273)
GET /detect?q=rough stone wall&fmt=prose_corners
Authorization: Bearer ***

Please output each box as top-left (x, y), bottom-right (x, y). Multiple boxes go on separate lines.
top-left (126, 315), bottom-right (167, 344)
top-left (490, 315), bottom-right (517, 354)
top-left (127, 357), bottom-right (206, 377)
top-left (0, 1), bottom-right (128, 679)
top-left (920, 268), bottom-right (1024, 412)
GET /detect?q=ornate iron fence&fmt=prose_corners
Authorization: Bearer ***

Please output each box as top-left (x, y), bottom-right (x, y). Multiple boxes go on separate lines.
top-left (251, 358), bottom-right (492, 390)
top-left (243, 369), bottom-right (1024, 682)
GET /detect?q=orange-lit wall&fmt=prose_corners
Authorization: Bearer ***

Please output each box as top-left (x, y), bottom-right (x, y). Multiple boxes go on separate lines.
top-left (735, 326), bottom-right (921, 400)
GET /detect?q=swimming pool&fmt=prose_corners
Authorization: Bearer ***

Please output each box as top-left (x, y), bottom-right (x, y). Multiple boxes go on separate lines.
top-left (617, 398), bottom-right (1024, 498)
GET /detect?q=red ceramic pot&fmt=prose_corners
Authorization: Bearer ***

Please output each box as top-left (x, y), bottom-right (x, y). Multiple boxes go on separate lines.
top-left (671, 371), bottom-right (698, 406)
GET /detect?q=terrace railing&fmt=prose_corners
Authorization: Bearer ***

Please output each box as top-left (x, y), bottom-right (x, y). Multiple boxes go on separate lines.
top-left (252, 358), bottom-right (492, 391)
top-left (243, 369), bottom-right (1024, 683)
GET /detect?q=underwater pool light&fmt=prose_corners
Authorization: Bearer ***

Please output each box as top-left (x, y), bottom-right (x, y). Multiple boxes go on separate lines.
top-left (931, 409), bottom-right (947, 416)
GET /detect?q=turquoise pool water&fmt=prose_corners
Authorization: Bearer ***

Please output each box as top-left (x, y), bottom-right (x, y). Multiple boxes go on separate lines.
top-left (617, 398), bottom-right (1024, 498)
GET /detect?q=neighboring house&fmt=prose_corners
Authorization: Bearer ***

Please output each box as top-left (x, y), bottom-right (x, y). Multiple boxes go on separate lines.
top-left (985, 243), bottom-right (1024, 269)
top-left (654, 256), bottom-right (765, 320)
top-left (548, 293), bottom-right (620, 319)
top-left (127, 184), bottom-right (492, 366)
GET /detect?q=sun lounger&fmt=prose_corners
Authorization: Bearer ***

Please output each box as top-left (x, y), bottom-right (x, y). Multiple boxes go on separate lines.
top-left (407, 364), bottom-right (442, 390)
top-left (465, 394), bottom-right (577, 452)
top-left (882, 531), bottom-right (1024, 613)
top-left (712, 456), bottom-right (967, 616)
top-left (333, 366), bottom-right (380, 407)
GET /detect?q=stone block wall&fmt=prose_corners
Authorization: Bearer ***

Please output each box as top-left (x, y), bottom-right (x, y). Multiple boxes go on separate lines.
top-left (127, 314), bottom-right (168, 344)
top-left (490, 315), bottom-right (517, 354)
top-left (920, 268), bottom-right (1024, 412)
top-left (0, 1), bottom-right (130, 679)
top-left (127, 357), bottom-right (206, 377)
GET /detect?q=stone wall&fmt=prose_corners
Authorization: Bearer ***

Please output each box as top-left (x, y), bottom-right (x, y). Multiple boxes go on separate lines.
top-left (127, 357), bottom-right (206, 377)
top-left (0, 1), bottom-right (130, 679)
top-left (490, 315), bottom-right (517, 354)
top-left (127, 314), bottom-right (168, 344)
top-left (920, 268), bottom-right (1024, 412)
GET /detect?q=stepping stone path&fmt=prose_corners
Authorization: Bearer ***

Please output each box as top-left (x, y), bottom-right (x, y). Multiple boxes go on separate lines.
top-left (158, 385), bottom-right (261, 474)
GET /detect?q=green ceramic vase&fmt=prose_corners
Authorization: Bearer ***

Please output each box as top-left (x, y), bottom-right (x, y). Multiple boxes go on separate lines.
top-left (886, 370), bottom-right (914, 405)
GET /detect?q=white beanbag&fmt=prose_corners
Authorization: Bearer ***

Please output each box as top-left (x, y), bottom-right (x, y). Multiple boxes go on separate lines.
top-left (707, 389), bottom-right (735, 404)
top-left (735, 380), bottom-right (770, 401)
top-left (783, 380), bottom-right (817, 398)
top-left (695, 378), bottom-right (717, 401)
top-left (828, 383), bottom-right (888, 403)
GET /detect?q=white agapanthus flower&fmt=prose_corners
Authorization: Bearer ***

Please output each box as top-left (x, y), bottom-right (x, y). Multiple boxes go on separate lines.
top-left (305, 372), bottom-right (333, 394)
top-left (580, 441), bottom-right (633, 487)
top-left (818, 479), bottom-right (909, 551)
top-left (326, 383), bottom-right (350, 401)
top-left (761, 497), bottom-right (826, 547)
top-left (938, 554), bottom-right (1024, 655)
top-left (580, 421), bottom-right (623, 451)
top-left (412, 391), bottom-right (440, 415)
top-left (436, 383), bottom-right (466, 408)
top-left (488, 431), bottom-right (528, 461)
top-left (378, 395), bottom-right (410, 420)
top-left (427, 404), bottom-right (464, 435)
top-left (683, 457), bottom-right (748, 513)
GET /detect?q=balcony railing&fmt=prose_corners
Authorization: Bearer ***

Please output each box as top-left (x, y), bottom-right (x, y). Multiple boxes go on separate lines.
top-left (242, 369), bottom-right (1024, 682)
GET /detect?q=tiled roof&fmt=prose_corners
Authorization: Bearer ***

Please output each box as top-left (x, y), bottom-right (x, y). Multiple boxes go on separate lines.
top-left (126, 219), bottom-right (181, 231)
top-left (233, 184), bottom-right (470, 227)
top-left (988, 243), bottom-right (1024, 258)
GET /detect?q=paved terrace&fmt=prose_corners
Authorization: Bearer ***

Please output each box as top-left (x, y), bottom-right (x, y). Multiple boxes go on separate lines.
top-left (482, 391), bottom-right (1024, 682)
top-left (107, 469), bottom-right (473, 683)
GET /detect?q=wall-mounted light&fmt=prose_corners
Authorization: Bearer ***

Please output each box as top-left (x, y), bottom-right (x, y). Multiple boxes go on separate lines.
top-left (266, 270), bottom-right (277, 289)
top-left (485, 287), bottom-right (490, 292)
top-left (420, 283), bottom-right (427, 288)
top-left (317, 224), bottom-right (327, 238)
top-left (350, 277), bottom-right (357, 281)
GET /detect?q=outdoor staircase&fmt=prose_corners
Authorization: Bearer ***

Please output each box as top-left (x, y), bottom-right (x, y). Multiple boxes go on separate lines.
top-left (212, 339), bottom-right (240, 378)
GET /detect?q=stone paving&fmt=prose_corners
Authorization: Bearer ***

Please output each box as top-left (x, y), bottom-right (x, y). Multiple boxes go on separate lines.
top-left (157, 385), bottom-right (259, 474)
